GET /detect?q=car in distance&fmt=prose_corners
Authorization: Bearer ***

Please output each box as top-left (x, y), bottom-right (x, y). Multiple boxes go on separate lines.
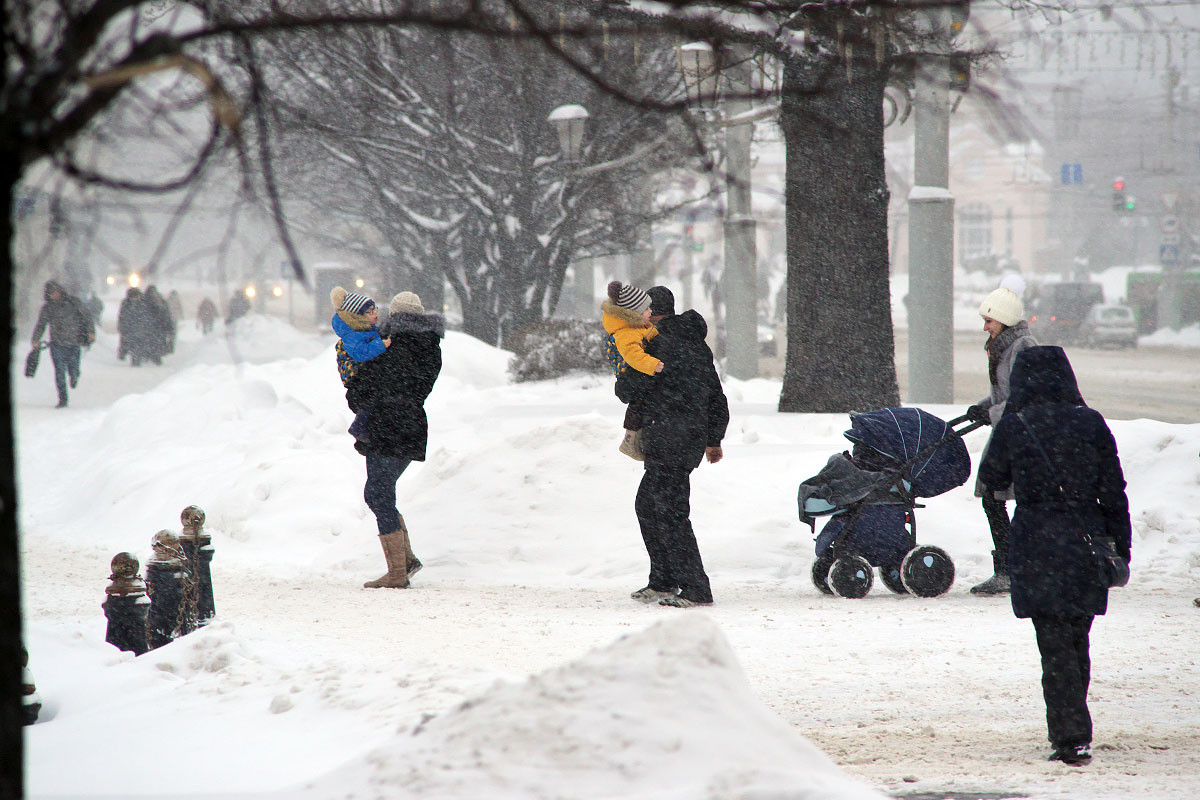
top-left (1078, 304), bottom-right (1138, 349)
top-left (1027, 281), bottom-right (1105, 345)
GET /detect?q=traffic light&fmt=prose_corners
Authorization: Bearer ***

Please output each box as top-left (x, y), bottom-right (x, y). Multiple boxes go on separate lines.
top-left (949, 54), bottom-right (970, 92)
top-left (947, 0), bottom-right (970, 37)
top-left (1112, 178), bottom-right (1126, 213)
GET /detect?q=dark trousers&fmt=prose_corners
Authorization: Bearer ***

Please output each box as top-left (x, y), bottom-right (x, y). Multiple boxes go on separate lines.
top-left (49, 344), bottom-right (81, 405)
top-left (983, 493), bottom-right (1011, 571)
top-left (622, 402), bottom-right (644, 431)
top-left (363, 454), bottom-right (412, 535)
top-left (1032, 615), bottom-right (1094, 749)
top-left (634, 462), bottom-right (712, 602)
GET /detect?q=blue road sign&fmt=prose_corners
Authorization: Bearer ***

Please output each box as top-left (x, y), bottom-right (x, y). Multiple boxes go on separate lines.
top-left (1160, 244), bottom-right (1179, 265)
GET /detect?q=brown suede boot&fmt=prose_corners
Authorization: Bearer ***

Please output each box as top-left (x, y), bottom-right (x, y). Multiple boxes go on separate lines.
top-left (398, 514), bottom-right (422, 577)
top-left (363, 530), bottom-right (410, 588)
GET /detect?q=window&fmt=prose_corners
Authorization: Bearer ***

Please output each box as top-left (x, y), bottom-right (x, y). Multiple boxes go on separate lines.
top-left (959, 202), bottom-right (993, 264)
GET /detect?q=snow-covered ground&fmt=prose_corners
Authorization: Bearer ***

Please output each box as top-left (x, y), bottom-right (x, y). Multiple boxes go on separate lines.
top-left (16, 308), bottom-right (1200, 800)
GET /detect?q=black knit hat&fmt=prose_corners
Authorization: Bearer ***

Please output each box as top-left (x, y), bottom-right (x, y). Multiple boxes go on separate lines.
top-left (647, 286), bottom-right (675, 316)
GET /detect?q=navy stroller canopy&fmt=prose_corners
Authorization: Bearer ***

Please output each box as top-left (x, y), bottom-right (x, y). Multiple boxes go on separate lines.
top-left (843, 408), bottom-right (971, 498)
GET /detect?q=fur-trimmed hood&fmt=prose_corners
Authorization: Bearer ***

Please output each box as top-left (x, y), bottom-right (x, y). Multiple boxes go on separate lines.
top-left (335, 308), bottom-right (375, 332)
top-left (601, 299), bottom-right (650, 332)
top-left (380, 312), bottom-right (445, 339)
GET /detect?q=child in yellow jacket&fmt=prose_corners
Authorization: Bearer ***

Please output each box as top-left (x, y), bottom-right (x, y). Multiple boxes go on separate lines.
top-left (602, 281), bottom-right (663, 460)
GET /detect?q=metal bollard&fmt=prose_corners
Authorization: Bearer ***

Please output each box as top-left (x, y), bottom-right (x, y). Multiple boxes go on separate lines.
top-left (145, 530), bottom-right (192, 650)
top-left (22, 645), bottom-right (42, 725)
top-left (178, 505), bottom-right (215, 625)
top-left (102, 552), bottom-right (150, 656)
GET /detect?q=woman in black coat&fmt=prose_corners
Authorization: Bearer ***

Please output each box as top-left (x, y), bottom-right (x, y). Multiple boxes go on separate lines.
top-left (347, 291), bottom-right (443, 589)
top-left (979, 345), bottom-right (1131, 767)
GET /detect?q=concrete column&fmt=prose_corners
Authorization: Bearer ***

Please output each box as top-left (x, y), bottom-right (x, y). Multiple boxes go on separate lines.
top-left (722, 45), bottom-right (759, 380)
top-left (907, 54), bottom-right (955, 404)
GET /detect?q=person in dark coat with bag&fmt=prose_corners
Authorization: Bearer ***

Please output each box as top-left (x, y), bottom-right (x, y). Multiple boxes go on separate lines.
top-left (347, 291), bottom-right (444, 589)
top-left (30, 280), bottom-right (95, 408)
top-left (979, 345), bottom-right (1131, 767)
top-left (617, 286), bottom-right (729, 608)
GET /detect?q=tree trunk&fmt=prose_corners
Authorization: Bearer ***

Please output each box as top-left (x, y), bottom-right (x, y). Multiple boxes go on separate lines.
top-left (1, 149), bottom-right (25, 800)
top-left (779, 39), bottom-right (900, 413)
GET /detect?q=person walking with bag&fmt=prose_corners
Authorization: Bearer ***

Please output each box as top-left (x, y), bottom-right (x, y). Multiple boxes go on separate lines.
top-left (348, 291), bottom-right (443, 589)
top-left (30, 280), bottom-right (95, 408)
top-left (979, 345), bottom-right (1131, 766)
top-left (965, 279), bottom-right (1038, 594)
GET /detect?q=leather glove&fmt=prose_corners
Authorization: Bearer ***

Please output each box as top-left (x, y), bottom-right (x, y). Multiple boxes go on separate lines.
top-left (966, 403), bottom-right (991, 425)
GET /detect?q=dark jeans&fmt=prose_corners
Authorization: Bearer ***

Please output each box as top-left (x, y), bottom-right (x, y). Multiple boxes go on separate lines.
top-left (634, 462), bottom-right (712, 603)
top-left (983, 493), bottom-right (1011, 570)
top-left (1032, 615), bottom-right (1094, 749)
top-left (363, 454), bottom-right (412, 535)
top-left (622, 401), bottom-right (644, 431)
top-left (49, 344), bottom-right (82, 405)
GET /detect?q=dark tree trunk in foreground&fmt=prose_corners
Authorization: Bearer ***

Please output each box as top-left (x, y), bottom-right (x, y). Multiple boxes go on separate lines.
top-left (779, 29), bottom-right (900, 413)
top-left (1, 150), bottom-right (24, 800)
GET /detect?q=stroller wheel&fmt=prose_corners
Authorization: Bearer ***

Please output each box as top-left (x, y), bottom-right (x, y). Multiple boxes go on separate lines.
top-left (811, 551), bottom-right (836, 595)
top-left (900, 545), bottom-right (955, 597)
top-left (828, 556), bottom-right (874, 599)
top-left (879, 564), bottom-right (908, 594)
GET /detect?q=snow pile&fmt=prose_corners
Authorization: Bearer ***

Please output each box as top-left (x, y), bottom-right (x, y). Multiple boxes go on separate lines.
top-left (303, 615), bottom-right (886, 800)
top-left (16, 311), bottom-right (1200, 800)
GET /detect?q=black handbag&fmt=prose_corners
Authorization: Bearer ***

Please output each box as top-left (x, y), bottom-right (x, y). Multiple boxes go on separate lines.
top-left (1017, 412), bottom-right (1130, 589)
top-left (24, 343), bottom-right (45, 378)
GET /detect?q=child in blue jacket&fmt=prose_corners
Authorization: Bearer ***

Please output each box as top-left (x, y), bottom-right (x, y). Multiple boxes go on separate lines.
top-left (330, 286), bottom-right (389, 440)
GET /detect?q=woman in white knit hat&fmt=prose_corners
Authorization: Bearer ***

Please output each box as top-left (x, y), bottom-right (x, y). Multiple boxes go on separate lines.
top-left (965, 278), bottom-right (1038, 595)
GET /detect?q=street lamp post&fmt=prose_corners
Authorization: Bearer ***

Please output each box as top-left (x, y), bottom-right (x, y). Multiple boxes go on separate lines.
top-left (679, 42), bottom-right (758, 380)
top-left (906, 4), bottom-right (962, 404)
top-left (548, 103), bottom-right (666, 314)
top-left (547, 104), bottom-right (589, 164)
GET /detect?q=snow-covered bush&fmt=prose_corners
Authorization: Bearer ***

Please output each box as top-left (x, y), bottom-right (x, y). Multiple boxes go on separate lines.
top-left (507, 319), bottom-right (606, 382)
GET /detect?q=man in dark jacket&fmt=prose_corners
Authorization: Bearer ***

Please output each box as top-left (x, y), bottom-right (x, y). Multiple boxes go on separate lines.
top-left (31, 280), bottom-right (95, 408)
top-left (348, 291), bottom-right (444, 590)
top-left (618, 286), bottom-right (729, 608)
top-left (979, 345), bottom-right (1131, 767)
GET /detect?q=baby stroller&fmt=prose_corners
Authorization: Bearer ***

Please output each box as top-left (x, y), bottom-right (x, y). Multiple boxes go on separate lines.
top-left (797, 408), bottom-right (985, 598)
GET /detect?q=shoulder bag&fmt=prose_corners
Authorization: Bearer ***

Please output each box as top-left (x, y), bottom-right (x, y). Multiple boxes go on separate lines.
top-left (1017, 411), bottom-right (1129, 589)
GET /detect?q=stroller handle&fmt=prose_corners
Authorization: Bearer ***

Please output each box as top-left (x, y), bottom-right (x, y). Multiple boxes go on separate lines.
top-left (946, 413), bottom-right (987, 437)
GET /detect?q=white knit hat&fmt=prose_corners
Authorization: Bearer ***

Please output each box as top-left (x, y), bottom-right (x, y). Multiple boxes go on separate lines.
top-left (390, 291), bottom-right (424, 315)
top-left (979, 287), bottom-right (1023, 327)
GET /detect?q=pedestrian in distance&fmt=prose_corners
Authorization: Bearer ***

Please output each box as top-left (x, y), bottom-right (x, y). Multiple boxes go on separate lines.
top-left (166, 289), bottom-right (184, 327)
top-left (600, 280), bottom-right (664, 461)
top-left (117, 287), bottom-right (148, 365)
top-left (30, 280), bottom-right (95, 408)
top-left (965, 277), bottom-right (1038, 595)
top-left (617, 285), bottom-right (729, 608)
top-left (225, 290), bottom-right (251, 326)
top-left (196, 297), bottom-right (217, 335)
top-left (141, 285), bottom-right (174, 360)
top-left (979, 345), bottom-right (1131, 767)
top-left (85, 292), bottom-right (103, 325)
top-left (347, 291), bottom-right (444, 589)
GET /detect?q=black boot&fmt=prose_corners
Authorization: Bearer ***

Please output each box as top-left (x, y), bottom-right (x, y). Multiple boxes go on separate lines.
top-left (970, 550), bottom-right (1010, 595)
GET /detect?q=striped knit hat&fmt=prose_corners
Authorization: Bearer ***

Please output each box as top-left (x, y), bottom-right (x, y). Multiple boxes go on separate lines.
top-left (330, 286), bottom-right (375, 315)
top-left (607, 281), bottom-right (651, 314)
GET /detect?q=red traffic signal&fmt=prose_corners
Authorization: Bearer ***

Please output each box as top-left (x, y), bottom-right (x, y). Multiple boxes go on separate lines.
top-left (1113, 178), bottom-right (1125, 191)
